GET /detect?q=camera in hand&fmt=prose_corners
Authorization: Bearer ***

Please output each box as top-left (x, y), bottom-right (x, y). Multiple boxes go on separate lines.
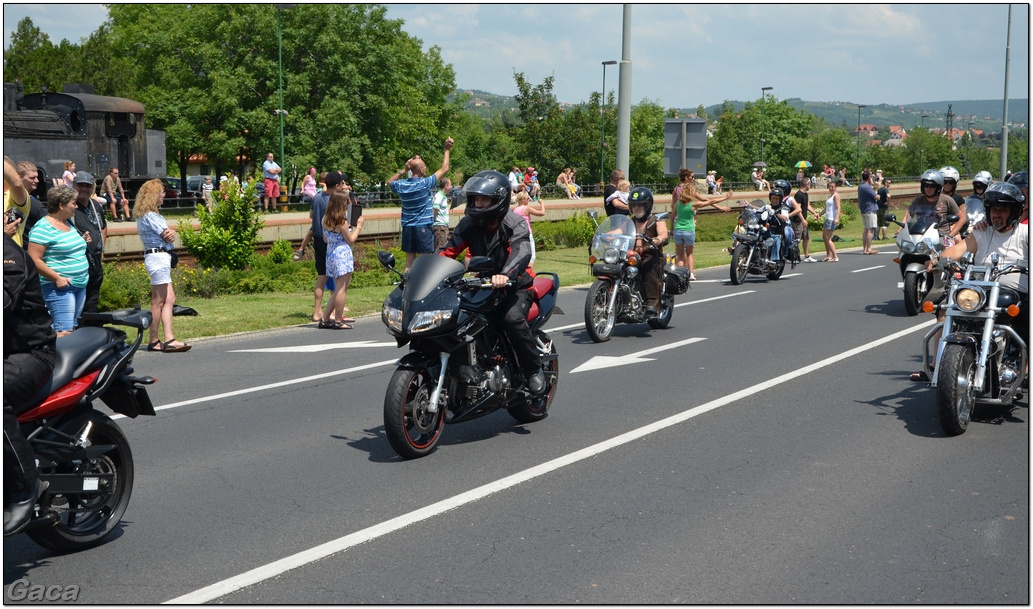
top-left (5, 208), bottom-right (24, 224)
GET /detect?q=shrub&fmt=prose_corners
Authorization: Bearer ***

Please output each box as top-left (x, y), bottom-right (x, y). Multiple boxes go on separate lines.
top-left (268, 239), bottom-right (294, 265)
top-left (179, 182), bottom-right (264, 270)
top-left (98, 261), bottom-right (151, 310)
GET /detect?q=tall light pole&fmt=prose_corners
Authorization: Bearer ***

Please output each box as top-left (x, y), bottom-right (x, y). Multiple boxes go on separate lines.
top-left (275, 4), bottom-right (296, 168)
top-left (920, 114), bottom-right (929, 172)
top-left (760, 86), bottom-right (772, 163)
top-left (856, 104), bottom-right (866, 181)
top-left (600, 60), bottom-right (617, 184)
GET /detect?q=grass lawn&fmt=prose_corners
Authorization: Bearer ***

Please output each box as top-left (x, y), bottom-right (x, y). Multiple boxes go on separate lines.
top-left (171, 216), bottom-right (871, 340)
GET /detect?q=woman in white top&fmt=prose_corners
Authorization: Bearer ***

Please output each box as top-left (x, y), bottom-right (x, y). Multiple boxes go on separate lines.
top-left (822, 181), bottom-right (841, 262)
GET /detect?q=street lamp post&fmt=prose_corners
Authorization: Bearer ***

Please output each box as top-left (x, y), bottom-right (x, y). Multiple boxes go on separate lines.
top-left (760, 86), bottom-right (772, 163)
top-left (600, 60), bottom-right (617, 184)
top-left (275, 4), bottom-right (296, 169)
top-left (856, 105), bottom-right (866, 181)
top-left (919, 114), bottom-right (929, 172)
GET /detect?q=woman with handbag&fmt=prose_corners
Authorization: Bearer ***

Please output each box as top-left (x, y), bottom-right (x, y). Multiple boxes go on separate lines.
top-left (134, 179), bottom-right (191, 352)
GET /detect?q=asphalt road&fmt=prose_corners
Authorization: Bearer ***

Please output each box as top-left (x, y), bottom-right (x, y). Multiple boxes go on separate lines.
top-left (4, 244), bottom-right (1028, 604)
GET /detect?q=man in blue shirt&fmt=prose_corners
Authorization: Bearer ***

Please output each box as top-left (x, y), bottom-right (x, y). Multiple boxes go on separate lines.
top-left (262, 152), bottom-right (282, 213)
top-left (388, 137), bottom-right (453, 272)
top-left (857, 170), bottom-right (879, 254)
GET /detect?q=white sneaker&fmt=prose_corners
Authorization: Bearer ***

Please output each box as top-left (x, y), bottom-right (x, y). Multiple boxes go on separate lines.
top-left (803, 256), bottom-right (817, 263)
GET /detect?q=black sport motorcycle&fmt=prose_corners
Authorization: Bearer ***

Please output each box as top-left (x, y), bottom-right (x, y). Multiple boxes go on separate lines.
top-left (728, 201), bottom-right (799, 285)
top-left (583, 211), bottom-right (689, 343)
top-left (919, 253), bottom-right (1028, 435)
top-left (6, 309), bottom-right (156, 552)
top-left (378, 252), bottom-right (559, 459)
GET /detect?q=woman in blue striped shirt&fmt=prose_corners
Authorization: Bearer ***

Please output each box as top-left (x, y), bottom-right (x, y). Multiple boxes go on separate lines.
top-left (26, 186), bottom-right (89, 336)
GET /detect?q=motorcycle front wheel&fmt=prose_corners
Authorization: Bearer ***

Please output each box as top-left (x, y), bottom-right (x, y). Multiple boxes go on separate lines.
top-left (648, 295), bottom-right (674, 329)
top-left (508, 338), bottom-right (558, 424)
top-left (384, 367), bottom-right (446, 459)
top-left (936, 343), bottom-right (977, 435)
top-left (729, 244), bottom-right (749, 285)
top-left (584, 279), bottom-right (616, 343)
top-left (903, 272), bottom-right (922, 316)
top-left (28, 410), bottom-right (135, 553)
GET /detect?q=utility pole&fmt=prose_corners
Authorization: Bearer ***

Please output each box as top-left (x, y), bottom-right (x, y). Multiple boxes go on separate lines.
top-left (999, 4), bottom-right (1012, 179)
top-left (615, 4), bottom-right (632, 177)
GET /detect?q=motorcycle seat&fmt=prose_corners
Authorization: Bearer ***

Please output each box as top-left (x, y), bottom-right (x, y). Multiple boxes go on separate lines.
top-left (20, 327), bottom-right (121, 413)
top-left (530, 275), bottom-right (556, 301)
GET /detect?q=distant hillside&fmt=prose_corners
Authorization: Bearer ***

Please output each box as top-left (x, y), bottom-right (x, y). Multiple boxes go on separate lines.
top-left (698, 98), bottom-right (1028, 132)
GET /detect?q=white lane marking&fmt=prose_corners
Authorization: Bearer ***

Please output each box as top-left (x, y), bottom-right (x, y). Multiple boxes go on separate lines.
top-left (164, 319), bottom-right (937, 604)
top-left (570, 337), bottom-right (707, 373)
top-left (852, 265), bottom-right (886, 273)
top-left (548, 291), bottom-right (755, 333)
top-left (229, 341), bottom-right (397, 353)
top-left (112, 359), bottom-right (399, 420)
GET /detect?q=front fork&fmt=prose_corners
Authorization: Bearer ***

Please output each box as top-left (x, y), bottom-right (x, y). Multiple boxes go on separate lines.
top-left (427, 351), bottom-right (450, 414)
top-left (605, 278), bottom-right (620, 317)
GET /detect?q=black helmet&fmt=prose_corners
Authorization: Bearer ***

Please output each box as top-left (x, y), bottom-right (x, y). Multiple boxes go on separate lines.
top-left (463, 170), bottom-right (511, 226)
top-left (983, 182), bottom-right (1025, 228)
top-left (772, 179), bottom-right (792, 198)
top-left (1007, 170), bottom-right (1029, 191)
top-left (628, 186), bottom-right (654, 217)
top-left (919, 169), bottom-right (944, 195)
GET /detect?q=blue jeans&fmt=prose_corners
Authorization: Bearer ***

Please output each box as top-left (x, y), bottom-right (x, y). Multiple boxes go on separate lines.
top-left (40, 281), bottom-right (86, 332)
top-left (769, 234), bottom-right (783, 262)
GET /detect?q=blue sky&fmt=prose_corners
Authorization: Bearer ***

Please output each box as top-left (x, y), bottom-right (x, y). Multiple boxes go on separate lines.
top-left (4, 3), bottom-right (1029, 110)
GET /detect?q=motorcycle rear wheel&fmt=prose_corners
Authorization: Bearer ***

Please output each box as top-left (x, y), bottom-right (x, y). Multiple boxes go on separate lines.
top-left (384, 367), bottom-right (445, 459)
top-left (584, 279), bottom-right (616, 343)
top-left (27, 411), bottom-right (135, 553)
top-left (766, 258), bottom-right (786, 280)
top-left (508, 339), bottom-right (558, 424)
top-left (729, 244), bottom-right (749, 285)
top-left (903, 272), bottom-right (922, 316)
top-left (936, 343), bottom-right (977, 435)
top-left (648, 295), bottom-right (674, 329)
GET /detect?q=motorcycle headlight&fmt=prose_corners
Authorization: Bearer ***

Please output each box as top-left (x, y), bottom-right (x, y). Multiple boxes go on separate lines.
top-left (408, 309), bottom-right (453, 334)
top-left (920, 237), bottom-right (939, 254)
top-left (902, 241), bottom-right (916, 254)
top-left (747, 220), bottom-right (761, 230)
top-left (603, 247), bottom-right (620, 265)
top-left (383, 304), bottom-right (403, 333)
top-left (955, 287), bottom-right (985, 312)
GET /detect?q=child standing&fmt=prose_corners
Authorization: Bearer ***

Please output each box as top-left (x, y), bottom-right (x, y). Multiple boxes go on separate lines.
top-left (512, 191), bottom-right (545, 265)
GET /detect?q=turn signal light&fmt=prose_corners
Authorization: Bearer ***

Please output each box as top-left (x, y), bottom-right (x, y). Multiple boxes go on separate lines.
top-left (628, 252), bottom-right (639, 266)
top-left (589, 255), bottom-right (597, 264)
top-left (1007, 304), bottom-right (1020, 317)
top-left (922, 301), bottom-right (936, 313)
top-left (893, 257), bottom-right (901, 264)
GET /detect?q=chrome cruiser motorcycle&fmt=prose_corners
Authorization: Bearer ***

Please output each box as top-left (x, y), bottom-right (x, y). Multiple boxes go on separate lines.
top-left (728, 202), bottom-right (799, 285)
top-left (7, 309), bottom-right (156, 552)
top-left (887, 212), bottom-right (958, 316)
top-left (378, 252), bottom-right (559, 459)
top-left (919, 253), bottom-right (1028, 435)
top-left (583, 210), bottom-right (689, 343)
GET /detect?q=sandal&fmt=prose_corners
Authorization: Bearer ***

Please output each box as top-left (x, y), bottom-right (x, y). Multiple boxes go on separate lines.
top-left (163, 338), bottom-right (192, 353)
top-left (147, 340), bottom-right (164, 352)
top-left (323, 321), bottom-right (353, 330)
top-left (909, 371), bottom-right (930, 382)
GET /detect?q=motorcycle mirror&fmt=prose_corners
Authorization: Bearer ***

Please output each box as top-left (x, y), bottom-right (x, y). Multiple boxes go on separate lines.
top-left (991, 253), bottom-right (1000, 266)
top-left (377, 250), bottom-right (396, 270)
top-left (962, 252), bottom-right (974, 264)
top-left (587, 209), bottom-right (598, 219)
top-left (885, 214), bottom-right (896, 223)
top-left (944, 214), bottom-right (960, 226)
top-left (655, 212), bottom-right (670, 221)
top-left (467, 256), bottom-right (495, 274)
top-left (1018, 259), bottom-right (1029, 271)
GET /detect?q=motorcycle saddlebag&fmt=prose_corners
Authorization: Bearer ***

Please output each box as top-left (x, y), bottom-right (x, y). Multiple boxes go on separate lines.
top-left (663, 263), bottom-right (690, 295)
top-left (100, 380), bottom-right (156, 418)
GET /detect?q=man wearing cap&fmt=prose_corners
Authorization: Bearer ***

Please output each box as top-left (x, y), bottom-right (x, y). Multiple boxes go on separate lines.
top-left (388, 137), bottom-right (454, 273)
top-left (70, 171), bottom-right (107, 316)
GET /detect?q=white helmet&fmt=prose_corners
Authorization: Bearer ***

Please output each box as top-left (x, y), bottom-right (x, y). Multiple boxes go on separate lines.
top-left (972, 170), bottom-right (993, 190)
top-left (939, 166), bottom-right (960, 184)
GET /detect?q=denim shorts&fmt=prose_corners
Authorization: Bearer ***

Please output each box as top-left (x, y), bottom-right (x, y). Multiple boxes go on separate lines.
top-left (823, 219), bottom-right (838, 231)
top-left (40, 281), bottom-right (86, 332)
top-left (672, 229), bottom-right (696, 247)
top-left (401, 225), bottom-right (434, 254)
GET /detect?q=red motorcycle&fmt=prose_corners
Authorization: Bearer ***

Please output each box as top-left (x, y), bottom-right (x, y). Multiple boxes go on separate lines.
top-left (6, 309), bottom-right (156, 552)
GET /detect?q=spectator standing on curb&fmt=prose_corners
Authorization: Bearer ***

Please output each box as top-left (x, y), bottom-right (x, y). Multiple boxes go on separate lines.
top-left (70, 171), bottom-right (106, 316)
top-left (262, 152), bottom-right (282, 212)
top-left (318, 191), bottom-right (364, 330)
top-left (603, 169), bottom-right (628, 216)
top-left (305, 171), bottom-right (345, 322)
top-left (102, 167), bottom-right (130, 222)
top-left (133, 179), bottom-right (190, 352)
top-left (25, 186), bottom-right (88, 336)
top-left (388, 137), bottom-right (453, 273)
top-left (14, 161), bottom-right (45, 240)
top-left (876, 178), bottom-right (892, 240)
top-left (857, 170), bottom-right (879, 254)
top-left (794, 178), bottom-right (820, 262)
top-left (672, 168), bottom-right (734, 280)
top-left (201, 176), bottom-right (215, 212)
top-left (822, 181), bottom-right (841, 262)
top-left (432, 177), bottom-right (453, 250)
top-left (511, 190), bottom-right (545, 266)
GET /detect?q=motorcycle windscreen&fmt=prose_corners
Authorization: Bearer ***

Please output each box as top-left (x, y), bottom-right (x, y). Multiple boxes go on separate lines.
top-left (904, 214), bottom-right (940, 236)
top-left (403, 254), bottom-right (466, 303)
top-left (590, 215), bottom-right (636, 261)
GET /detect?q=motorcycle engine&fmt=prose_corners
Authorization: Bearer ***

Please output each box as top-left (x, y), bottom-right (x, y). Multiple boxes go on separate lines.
top-left (484, 364), bottom-right (511, 393)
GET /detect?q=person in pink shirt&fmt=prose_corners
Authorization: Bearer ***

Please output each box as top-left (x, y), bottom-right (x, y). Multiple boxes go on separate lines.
top-left (511, 190), bottom-right (545, 266)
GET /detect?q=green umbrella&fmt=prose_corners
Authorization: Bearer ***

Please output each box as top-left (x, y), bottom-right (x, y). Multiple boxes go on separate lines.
top-left (795, 161), bottom-right (813, 169)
